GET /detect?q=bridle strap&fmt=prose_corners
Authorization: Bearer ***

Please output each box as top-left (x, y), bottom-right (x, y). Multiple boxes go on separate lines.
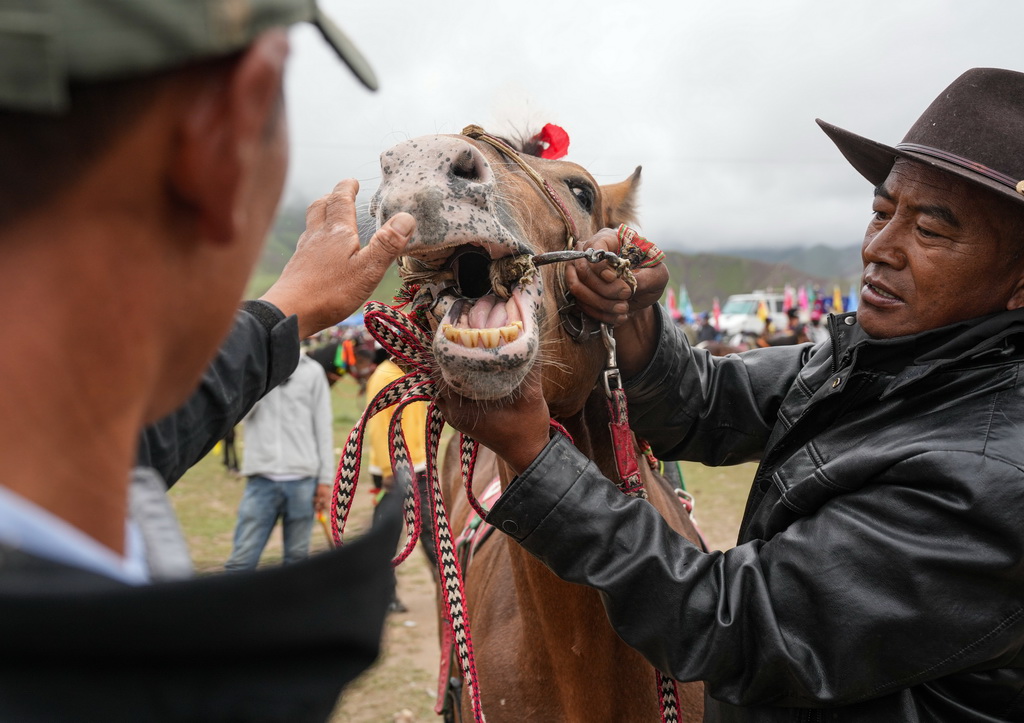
top-left (462, 124), bottom-right (578, 249)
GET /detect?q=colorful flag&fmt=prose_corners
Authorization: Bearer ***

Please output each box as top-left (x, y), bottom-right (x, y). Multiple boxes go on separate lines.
top-left (712, 297), bottom-right (721, 329)
top-left (666, 288), bottom-right (680, 320)
top-left (679, 285), bottom-right (695, 323)
top-left (832, 285), bottom-right (844, 314)
top-left (847, 282), bottom-right (859, 312)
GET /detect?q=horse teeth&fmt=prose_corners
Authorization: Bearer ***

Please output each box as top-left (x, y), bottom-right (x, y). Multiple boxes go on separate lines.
top-left (442, 322), bottom-right (522, 347)
top-left (459, 328), bottom-right (479, 348)
top-left (500, 323), bottom-right (521, 342)
top-left (479, 329), bottom-right (501, 348)
top-left (442, 324), bottom-right (461, 343)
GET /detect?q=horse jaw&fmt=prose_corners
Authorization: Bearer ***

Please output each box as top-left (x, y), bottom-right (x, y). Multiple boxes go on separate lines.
top-left (429, 281), bottom-right (543, 401)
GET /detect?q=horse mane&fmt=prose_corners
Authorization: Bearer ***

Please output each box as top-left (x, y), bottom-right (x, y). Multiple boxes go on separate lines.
top-left (495, 126), bottom-right (545, 157)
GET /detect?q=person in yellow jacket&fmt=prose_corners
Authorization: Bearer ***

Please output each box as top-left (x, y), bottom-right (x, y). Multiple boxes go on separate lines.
top-left (364, 348), bottom-right (436, 611)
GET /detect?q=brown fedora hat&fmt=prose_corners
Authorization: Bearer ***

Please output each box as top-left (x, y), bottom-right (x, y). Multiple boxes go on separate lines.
top-left (817, 67), bottom-right (1024, 205)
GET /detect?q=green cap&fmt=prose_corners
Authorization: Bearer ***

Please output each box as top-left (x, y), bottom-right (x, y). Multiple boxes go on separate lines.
top-left (0, 0), bottom-right (378, 114)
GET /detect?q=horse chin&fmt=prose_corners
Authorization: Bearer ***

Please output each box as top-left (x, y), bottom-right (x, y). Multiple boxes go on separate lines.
top-left (427, 279), bottom-right (544, 402)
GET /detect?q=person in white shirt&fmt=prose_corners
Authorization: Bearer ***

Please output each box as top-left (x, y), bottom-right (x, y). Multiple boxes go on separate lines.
top-left (225, 352), bottom-right (335, 570)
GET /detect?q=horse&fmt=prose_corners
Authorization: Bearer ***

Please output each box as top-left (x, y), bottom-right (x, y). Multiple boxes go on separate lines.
top-left (370, 126), bottom-right (705, 722)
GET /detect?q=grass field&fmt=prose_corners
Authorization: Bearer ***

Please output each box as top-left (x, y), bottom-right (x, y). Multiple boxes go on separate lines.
top-left (168, 376), bottom-right (757, 722)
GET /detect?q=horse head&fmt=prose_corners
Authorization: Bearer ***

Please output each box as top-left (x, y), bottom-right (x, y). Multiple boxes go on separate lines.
top-left (370, 127), bottom-right (640, 417)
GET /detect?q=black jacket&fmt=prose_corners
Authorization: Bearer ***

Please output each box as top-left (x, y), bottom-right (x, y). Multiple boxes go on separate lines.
top-left (489, 308), bottom-right (1024, 722)
top-left (138, 304), bottom-right (301, 486)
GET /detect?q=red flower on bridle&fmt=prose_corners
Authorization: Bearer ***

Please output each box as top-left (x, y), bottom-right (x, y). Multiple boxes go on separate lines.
top-left (534, 123), bottom-right (570, 159)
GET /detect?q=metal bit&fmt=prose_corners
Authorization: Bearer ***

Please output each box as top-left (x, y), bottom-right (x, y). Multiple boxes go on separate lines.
top-left (531, 248), bottom-right (637, 295)
top-left (531, 248), bottom-right (625, 267)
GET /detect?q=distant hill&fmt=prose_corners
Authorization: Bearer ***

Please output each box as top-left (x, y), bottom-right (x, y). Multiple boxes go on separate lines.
top-left (661, 251), bottom-right (839, 311)
top-left (714, 244), bottom-right (862, 284)
top-left (248, 204), bottom-right (860, 314)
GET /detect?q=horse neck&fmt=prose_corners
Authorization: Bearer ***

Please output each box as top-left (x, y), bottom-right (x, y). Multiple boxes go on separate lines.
top-left (488, 397), bottom-right (666, 709)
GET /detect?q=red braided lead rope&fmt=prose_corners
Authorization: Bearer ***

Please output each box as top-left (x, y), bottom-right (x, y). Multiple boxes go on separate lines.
top-left (331, 300), bottom-right (486, 721)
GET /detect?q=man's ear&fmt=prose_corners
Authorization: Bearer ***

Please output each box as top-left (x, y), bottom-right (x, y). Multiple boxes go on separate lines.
top-left (168, 31), bottom-right (288, 245)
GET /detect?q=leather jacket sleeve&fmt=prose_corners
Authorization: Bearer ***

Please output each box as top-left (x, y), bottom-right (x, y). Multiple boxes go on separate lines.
top-left (624, 306), bottom-right (813, 466)
top-left (136, 306), bottom-right (300, 487)
top-left (488, 434), bottom-right (1024, 709)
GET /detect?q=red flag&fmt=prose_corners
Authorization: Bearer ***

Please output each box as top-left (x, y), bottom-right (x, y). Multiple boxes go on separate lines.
top-left (666, 288), bottom-right (679, 320)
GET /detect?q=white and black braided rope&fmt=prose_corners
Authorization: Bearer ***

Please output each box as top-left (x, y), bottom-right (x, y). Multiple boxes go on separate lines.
top-left (331, 300), bottom-right (488, 722)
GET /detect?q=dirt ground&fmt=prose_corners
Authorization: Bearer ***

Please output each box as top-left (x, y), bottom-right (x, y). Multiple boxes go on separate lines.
top-left (329, 516), bottom-right (443, 723)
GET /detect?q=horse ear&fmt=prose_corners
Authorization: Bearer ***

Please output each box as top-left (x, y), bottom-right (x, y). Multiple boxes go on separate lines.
top-left (600, 166), bottom-right (642, 227)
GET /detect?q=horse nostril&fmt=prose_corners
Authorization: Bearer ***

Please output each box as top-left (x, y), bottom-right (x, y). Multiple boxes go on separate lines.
top-left (451, 149), bottom-right (483, 182)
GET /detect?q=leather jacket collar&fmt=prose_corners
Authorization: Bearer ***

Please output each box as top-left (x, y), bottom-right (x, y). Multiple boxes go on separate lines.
top-left (829, 308), bottom-right (1024, 399)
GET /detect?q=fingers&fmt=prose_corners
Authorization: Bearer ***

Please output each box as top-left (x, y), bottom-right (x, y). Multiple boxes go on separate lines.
top-left (564, 228), bottom-right (668, 326)
top-left (566, 263), bottom-right (630, 325)
top-left (304, 178), bottom-right (359, 231)
top-left (314, 485), bottom-right (331, 513)
top-left (355, 212), bottom-right (415, 281)
top-left (630, 263), bottom-right (670, 309)
top-left (565, 230), bottom-right (632, 324)
top-left (434, 368), bottom-right (551, 474)
top-left (324, 179), bottom-right (359, 229)
top-left (262, 180), bottom-right (395, 337)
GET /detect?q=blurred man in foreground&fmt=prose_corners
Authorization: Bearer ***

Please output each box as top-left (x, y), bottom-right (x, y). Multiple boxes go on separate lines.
top-left (0, 2), bottom-right (414, 720)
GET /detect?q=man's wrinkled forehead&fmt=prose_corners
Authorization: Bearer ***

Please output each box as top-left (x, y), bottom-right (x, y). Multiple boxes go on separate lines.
top-left (873, 161), bottom-right (965, 229)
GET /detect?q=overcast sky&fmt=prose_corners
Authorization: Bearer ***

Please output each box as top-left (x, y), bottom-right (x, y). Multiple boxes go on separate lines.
top-left (281, 0), bottom-right (1024, 252)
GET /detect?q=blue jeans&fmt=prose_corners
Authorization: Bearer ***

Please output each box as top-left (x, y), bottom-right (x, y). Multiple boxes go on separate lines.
top-left (224, 475), bottom-right (317, 571)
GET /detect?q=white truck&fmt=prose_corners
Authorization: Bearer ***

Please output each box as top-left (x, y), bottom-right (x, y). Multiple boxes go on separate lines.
top-left (717, 291), bottom-right (788, 336)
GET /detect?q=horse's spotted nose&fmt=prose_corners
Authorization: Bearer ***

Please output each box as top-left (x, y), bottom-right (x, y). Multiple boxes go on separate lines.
top-left (372, 135), bottom-right (497, 229)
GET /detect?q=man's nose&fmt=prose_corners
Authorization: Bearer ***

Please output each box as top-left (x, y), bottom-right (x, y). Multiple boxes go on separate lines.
top-left (862, 218), bottom-right (907, 270)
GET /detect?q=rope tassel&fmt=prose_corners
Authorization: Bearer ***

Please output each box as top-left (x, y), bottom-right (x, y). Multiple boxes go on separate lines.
top-left (331, 300), bottom-right (488, 722)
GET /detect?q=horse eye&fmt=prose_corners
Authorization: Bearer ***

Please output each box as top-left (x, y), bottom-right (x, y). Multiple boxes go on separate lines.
top-left (566, 180), bottom-right (595, 214)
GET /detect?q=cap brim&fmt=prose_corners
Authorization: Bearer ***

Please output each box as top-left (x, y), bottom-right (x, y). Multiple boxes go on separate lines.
top-left (816, 118), bottom-right (1024, 205)
top-left (313, 7), bottom-right (378, 91)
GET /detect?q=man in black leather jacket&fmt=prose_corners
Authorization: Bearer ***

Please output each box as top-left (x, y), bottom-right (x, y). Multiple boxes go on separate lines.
top-left (438, 68), bottom-right (1024, 721)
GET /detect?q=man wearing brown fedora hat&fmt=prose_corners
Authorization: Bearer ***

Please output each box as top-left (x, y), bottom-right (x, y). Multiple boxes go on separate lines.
top-left (436, 68), bottom-right (1024, 721)
top-left (0, 1), bottom-right (419, 720)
